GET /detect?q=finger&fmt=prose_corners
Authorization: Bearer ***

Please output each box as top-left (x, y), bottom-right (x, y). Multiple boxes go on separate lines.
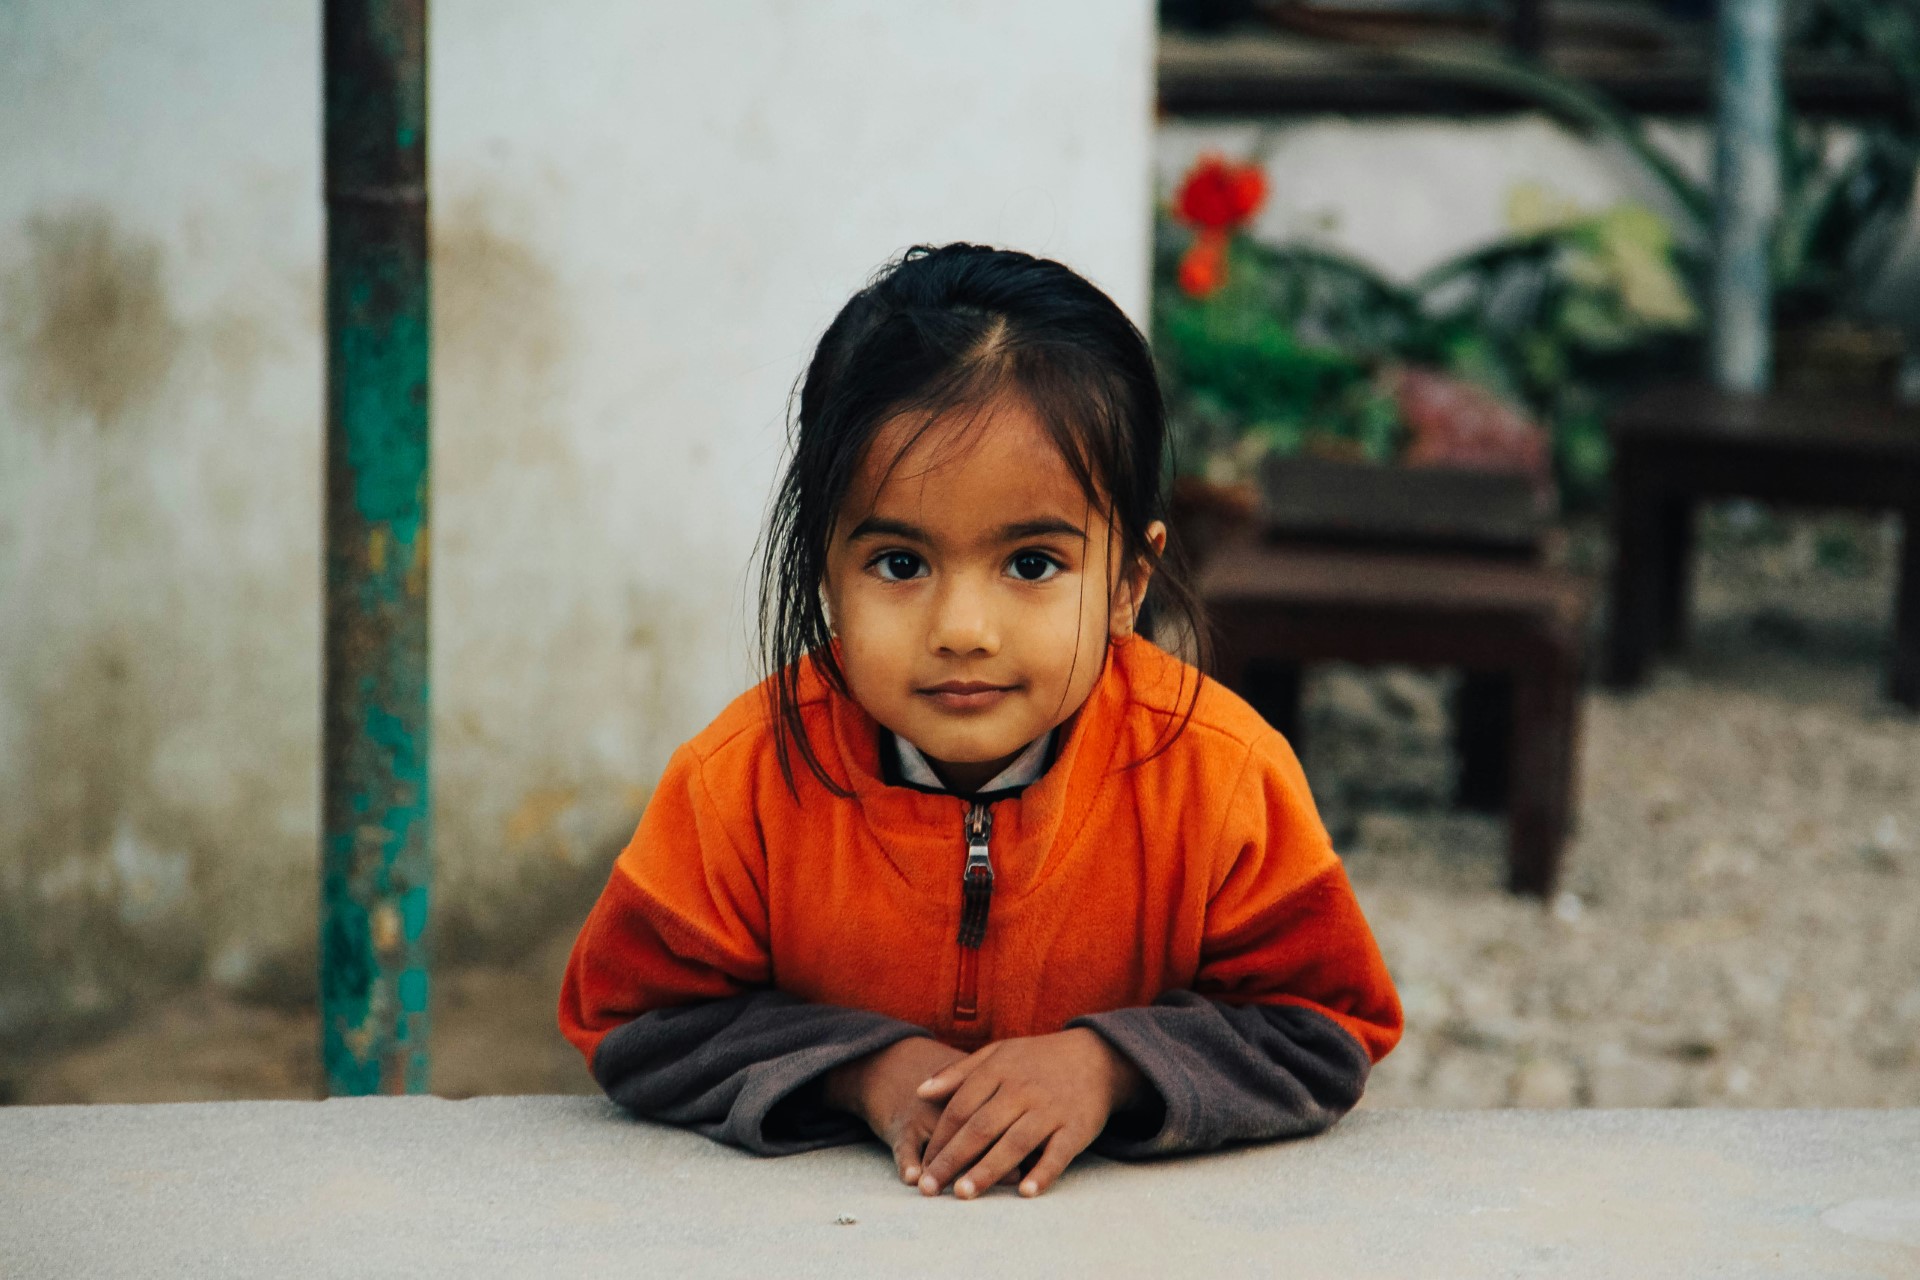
top-left (1017, 1126), bottom-right (1090, 1199)
top-left (954, 1115), bottom-right (1057, 1201)
top-left (919, 1096), bottom-right (1019, 1195)
top-left (921, 1072), bottom-right (1002, 1171)
top-left (1004, 1144), bottom-right (1044, 1184)
top-left (891, 1128), bottom-right (929, 1186)
top-left (917, 1043), bottom-right (995, 1101)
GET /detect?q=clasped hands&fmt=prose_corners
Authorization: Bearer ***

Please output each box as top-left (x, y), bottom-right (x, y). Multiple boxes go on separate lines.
top-left (823, 1029), bottom-right (1145, 1200)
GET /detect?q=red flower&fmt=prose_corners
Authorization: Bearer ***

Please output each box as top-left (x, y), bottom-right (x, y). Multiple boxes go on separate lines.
top-left (1174, 154), bottom-right (1267, 232)
top-left (1177, 230), bottom-right (1230, 298)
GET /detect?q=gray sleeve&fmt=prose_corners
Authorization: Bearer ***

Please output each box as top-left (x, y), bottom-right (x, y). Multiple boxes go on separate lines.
top-left (1069, 990), bottom-right (1373, 1159)
top-left (590, 990), bottom-right (927, 1156)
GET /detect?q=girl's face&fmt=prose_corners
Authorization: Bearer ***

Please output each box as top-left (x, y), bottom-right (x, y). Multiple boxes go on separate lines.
top-left (823, 393), bottom-right (1164, 793)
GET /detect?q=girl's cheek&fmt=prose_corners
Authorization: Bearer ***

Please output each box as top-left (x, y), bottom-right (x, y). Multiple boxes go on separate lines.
top-left (838, 599), bottom-right (913, 662)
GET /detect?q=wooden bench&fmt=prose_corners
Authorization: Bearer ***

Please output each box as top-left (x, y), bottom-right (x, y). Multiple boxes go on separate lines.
top-left (1604, 383), bottom-right (1920, 708)
top-left (1194, 461), bottom-right (1590, 897)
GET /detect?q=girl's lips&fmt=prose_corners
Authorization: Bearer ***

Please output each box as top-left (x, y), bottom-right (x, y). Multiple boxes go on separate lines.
top-left (918, 682), bottom-right (1017, 711)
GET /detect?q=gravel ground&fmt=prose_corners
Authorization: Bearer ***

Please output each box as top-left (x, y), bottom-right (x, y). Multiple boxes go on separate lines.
top-left (1337, 509), bottom-right (1920, 1110)
top-left (6, 509), bottom-right (1916, 1111)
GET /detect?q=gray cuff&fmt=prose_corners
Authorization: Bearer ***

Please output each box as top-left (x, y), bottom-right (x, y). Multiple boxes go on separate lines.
top-left (1071, 991), bottom-right (1372, 1159)
top-left (593, 992), bottom-right (927, 1156)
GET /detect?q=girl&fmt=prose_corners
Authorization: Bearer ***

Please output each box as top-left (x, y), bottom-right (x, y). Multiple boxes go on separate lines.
top-left (560, 244), bottom-right (1401, 1199)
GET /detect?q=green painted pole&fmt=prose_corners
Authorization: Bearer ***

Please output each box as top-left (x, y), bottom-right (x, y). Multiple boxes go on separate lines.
top-left (321, 0), bottom-right (432, 1096)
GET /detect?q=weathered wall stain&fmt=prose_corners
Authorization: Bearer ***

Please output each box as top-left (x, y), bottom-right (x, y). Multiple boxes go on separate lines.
top-left (432, 199), bottom-right (570, 488)
top-left (435, 201), bottom-right (561, 372)
top-left (0, 201), bottom-right (319, 1054)
top-left (0, 603), bottom-right (334, 1052)
top-left (502, 786), bottom-right (581, 850)
top-left (0, 636), bottom-right (200, 1047)
top-left (0, 208), bottom-right (185, 429)
top-left (431, 195), bottom-right (598, 958)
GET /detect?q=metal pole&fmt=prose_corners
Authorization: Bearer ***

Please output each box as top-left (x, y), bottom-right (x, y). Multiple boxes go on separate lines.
top-left (321, 0), bottom-right (432, 1096)
top-left (1710, 0), bottom-right (1782, 393)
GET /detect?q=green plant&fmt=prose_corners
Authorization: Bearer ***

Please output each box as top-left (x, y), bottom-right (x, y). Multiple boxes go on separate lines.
top-left (1381, 1), bottom-right (1920, 327)
top-left (1153, 185), bottom-right (1700, 508)
top-left (1156, 2), bottom-right (1920, 506)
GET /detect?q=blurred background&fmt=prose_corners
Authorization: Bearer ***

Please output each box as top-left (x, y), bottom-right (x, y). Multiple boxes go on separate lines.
top-left (1, 0), bottom-right (1915, 1111)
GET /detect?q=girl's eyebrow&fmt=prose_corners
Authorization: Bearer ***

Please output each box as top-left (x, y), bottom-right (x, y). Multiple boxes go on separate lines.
top-left (845, 516), bottom-right (929, 543)
top-left (997, 517), bottom-right (1087, 542)
top-left (845, 515), bottom-right (1088, 544)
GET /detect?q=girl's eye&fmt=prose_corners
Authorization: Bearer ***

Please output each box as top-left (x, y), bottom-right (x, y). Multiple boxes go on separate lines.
top-left (872, 551), bottom-right (927, 582)
top-left (1008, 551), bottom-right (1061, 582)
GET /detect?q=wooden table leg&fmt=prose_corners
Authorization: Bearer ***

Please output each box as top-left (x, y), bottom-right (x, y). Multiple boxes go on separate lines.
top-left (1892, 504), bottom-right (1920, 710)
top-left (1210, 613), bottom-right (1307, 741)
top-left (1605, 446), bottom-right (1666, 690)
top-left (1243, 660), bottom-right (1305, 745)
top-left (1557, 652), bottom-right (1585, 845)
top-left (1657, 496), bottom-right (1695, 654)
top-left (1452, 671), bottom-right (1511, 813)
top-left (1505, 653), bottom-right (1573, 898)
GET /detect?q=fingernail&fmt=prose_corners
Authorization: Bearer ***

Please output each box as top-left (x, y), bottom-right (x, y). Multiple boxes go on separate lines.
top-left (956, 1178), bottom-right (976, 1199)
top-left (1020, 1179), bottom-right (1039, 1197)
top-left (918, 1174), bottom-right (938, 1196)
top-left (903, 1165), bottom-right (920, 1183)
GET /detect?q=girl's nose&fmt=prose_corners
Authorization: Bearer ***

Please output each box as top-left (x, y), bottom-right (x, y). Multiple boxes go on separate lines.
top-left (927, 574), bottom-right (999, 657)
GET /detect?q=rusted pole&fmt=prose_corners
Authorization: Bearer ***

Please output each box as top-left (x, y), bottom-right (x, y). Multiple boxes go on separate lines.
top-left (1711, 0), bottom-right (1781, 393)
top-left (321, 0), bottom-right (432, 1095)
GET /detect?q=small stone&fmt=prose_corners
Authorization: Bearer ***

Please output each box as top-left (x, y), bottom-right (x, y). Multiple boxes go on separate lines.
top-left (1314, 667), bottom-right (1381, 728)
top-left (834, 1215), bottom-right (857, 1226)
top-left (1723, 1065), bottom-right (1754, 1099)
top-left (1644, 784), bottom-right (1685, 825)
top-left (1587, 1045), bottom-right (1689, 1108)
top-left (1377, 668), bottom-right (1445, 732)
top-left (1551, 891), bottom-right (1584, 924)
top-left (1395, 978), bottom-right (1452, 1028)
top-left (1861, 816), bottom-right (1908, 874)
top-left (1424, 1049), bottom-right (1510, 1108)
top-left (1454, 979), bottom-right (1504, 1020)
top-left (1509, 1056), bottom-right (1579, 1108)
top-left (1859, 844), bottom-right (1902, 875)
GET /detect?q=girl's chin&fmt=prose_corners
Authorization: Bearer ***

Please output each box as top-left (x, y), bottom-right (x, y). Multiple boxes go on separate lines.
top-left (917, 740), bottom-right (1026, 769)
top-left (904, 727), bottom-right (1036, 769)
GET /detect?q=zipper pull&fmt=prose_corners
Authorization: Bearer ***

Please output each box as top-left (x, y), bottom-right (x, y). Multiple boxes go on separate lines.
top-left (953, 800), bottom-right (995, 1022)
top-left (963, 801), bottom-right (993, 888)
top-left (959, 800), bottom-right (994, 947)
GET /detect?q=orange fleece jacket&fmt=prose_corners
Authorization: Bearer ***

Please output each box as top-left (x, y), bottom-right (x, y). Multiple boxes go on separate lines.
top-left (560, 635), bottom-right (1401, 1068)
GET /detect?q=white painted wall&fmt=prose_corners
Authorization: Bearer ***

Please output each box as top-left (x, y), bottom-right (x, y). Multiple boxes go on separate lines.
top-left (0, 0), bottom-right (1155, 1034)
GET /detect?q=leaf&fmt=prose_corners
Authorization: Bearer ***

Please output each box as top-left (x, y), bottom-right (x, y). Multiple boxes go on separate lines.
top-left (1380, 47), bottom-right (1711, 232)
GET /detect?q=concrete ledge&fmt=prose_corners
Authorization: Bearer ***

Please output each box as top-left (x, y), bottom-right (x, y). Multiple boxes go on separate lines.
top-left (3, 1098), bottom-right (1917, 1277)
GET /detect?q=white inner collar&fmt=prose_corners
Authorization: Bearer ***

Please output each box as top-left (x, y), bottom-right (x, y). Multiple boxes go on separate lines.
top-left (892, 730), bottom-right (1054, 794)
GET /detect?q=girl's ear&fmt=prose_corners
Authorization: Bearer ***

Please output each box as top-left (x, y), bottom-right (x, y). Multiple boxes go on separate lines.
top-left (1110, 520), bottom-right (1168, 638)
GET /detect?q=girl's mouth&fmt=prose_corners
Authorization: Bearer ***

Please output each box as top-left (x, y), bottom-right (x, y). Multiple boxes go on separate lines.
top-left (918, 681), bottom-right (1018, 711)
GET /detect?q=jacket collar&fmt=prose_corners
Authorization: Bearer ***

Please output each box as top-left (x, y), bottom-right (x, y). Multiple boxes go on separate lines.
top-left (889, 729), bottom-right (1057, 797)
top-left (814, 637), bottom-right (1142, 902)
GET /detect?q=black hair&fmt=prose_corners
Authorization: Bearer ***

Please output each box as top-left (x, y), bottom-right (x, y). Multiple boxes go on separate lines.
top-left (757, 243), bottom-right (1206, 796)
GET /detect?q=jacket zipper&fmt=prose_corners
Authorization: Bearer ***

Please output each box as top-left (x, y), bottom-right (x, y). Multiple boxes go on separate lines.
top-left (952, 800), bottom-right (994, 1023)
